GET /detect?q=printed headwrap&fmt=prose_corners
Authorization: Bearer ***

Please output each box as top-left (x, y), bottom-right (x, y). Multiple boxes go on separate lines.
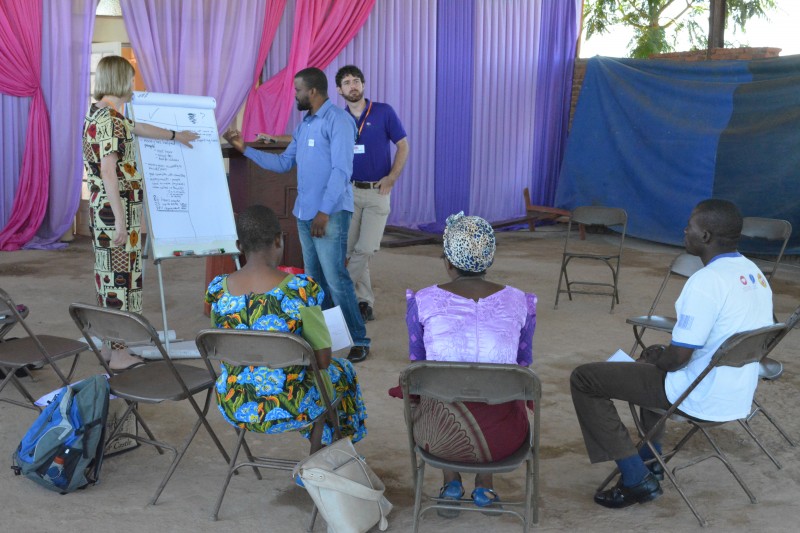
top-left (442, 211), bottom-right (496, 272)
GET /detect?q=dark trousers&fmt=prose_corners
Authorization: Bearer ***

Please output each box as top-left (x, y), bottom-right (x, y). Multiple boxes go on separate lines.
top-left (570, 362), bottom-right (671, 464)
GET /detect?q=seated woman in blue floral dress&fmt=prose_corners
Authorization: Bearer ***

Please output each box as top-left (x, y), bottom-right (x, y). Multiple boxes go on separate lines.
top-left (205, 205), bottom-right (367, 455)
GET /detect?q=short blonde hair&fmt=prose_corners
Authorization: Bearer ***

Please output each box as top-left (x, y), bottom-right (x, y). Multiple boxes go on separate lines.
top-left (93, 55), bottom-right (135, 100)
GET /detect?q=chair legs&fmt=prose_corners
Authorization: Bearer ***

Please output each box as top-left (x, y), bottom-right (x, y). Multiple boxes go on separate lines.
top-left (211, 428), bottom-right (246, 520)
top-left (748, 398), bottom-right (796, 447)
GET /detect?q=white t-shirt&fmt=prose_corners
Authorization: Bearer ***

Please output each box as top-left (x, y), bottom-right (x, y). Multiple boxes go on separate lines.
top-left (664, 253), bottom-right (773, 422)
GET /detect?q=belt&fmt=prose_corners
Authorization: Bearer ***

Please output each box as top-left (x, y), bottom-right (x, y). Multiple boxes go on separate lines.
top-left (352, 180), bottom-right (380, 190)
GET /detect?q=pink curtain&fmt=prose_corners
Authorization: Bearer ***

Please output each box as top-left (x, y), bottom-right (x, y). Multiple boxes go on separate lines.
top-left (0, 0), bottom-right (50, 250)
top-left (241, 0), bottom-right (288, 138)
top-left (242, 0), bottom-right (375, 141)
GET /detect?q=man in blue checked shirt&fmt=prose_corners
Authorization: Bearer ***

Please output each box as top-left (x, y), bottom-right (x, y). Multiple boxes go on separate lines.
top-left (224, 67), bottom-right (370, 363)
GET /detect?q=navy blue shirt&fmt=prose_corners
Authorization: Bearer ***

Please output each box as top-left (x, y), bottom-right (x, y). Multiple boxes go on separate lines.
top-left (348, 99), bottom-right (407, 183)
top-left (244, 99), bottom-right (357, 220)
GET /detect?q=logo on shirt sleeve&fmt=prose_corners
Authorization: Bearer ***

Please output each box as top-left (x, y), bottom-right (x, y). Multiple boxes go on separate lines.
top-left (677, 314), bottom-right (694, 330)
top-left (739, 275), bottom-right (747, 285)
top-left (757, 273), bottom-right (767, 288)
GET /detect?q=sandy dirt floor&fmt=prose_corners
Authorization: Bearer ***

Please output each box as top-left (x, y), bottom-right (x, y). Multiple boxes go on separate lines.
top-left (1, 225), bottom-right (798, 533)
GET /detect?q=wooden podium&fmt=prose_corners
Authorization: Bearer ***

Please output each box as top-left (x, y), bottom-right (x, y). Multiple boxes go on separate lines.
top-left (204, 142), bottom-right (303, 314)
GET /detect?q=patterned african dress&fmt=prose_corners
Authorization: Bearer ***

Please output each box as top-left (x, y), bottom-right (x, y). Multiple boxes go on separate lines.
top-left (206, 273), bottom-right (367, 444)
top-left (82, 104), bottom-right (143, 323)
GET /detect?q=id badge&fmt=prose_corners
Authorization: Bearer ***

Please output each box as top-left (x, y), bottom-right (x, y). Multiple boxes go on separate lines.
top-left (354, 144), bottom-right (365, 154)
top-left (308, 139), bottom-right (315, 147)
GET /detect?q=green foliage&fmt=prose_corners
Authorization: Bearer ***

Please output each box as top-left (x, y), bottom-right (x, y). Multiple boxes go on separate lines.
top-left (583, 0), bottom-right (777, 58)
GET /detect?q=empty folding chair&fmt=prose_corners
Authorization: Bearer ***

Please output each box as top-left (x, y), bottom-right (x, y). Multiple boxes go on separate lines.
top-left (554, 206), bottom-right (627, 312)
top-left (400, 361), bottom-right (541, 533)
top-left (625, 253), bottom-right (704, 356)
top-left (0, 288), bottom-right (85, 411)
top-left (69, 303), bottom-right (231, 505)
top-left (597, 323), bottom-right (786, 527)
top-left (740, 217), bottom-right (792, 282)
top-left (195, 328), bottom-right (342, 527)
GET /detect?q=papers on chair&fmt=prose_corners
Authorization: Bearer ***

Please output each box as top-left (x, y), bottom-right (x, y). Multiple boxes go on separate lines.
top-left (131, 340), bottom-right (200, 360)
top-left (323, 306), bottom-right (353, 352)
top-left (607, 349), bottom-right (636, 363)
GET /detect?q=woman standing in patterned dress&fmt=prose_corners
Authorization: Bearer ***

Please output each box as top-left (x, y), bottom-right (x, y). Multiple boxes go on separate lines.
top-left (206, 205), bottom-right (367, 458)
top-left (82, 55), bottom-right (198, 370)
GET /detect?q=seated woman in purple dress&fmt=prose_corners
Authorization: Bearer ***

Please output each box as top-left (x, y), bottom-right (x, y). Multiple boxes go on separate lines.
top-left (393, 212), bottom-right (537, 516)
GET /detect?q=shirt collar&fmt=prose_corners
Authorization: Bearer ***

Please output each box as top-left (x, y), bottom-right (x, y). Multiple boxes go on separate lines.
top-left (707, 251), bottom-right (742, 264)
top-left (306, 98), bottom-right (333, 120)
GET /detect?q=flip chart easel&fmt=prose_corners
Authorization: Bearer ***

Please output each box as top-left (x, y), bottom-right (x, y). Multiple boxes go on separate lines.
top-left (130, 92), bottom-right (239, 354)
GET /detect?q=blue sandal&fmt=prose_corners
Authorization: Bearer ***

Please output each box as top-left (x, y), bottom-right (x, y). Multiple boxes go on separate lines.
top-left (472, 487), bottom-right (502, 514)
top-left (437, 480), bottom-right (464, 518)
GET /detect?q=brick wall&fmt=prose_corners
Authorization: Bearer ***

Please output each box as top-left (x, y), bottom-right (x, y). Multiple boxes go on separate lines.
top-left (569, 47), bottom-right (782, 127)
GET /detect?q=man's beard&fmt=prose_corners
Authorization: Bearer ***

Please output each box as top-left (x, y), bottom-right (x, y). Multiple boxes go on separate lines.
top-left (296, 99), bottom-right (311, 111)
top-left (343, 90), bottom-right (363, 103)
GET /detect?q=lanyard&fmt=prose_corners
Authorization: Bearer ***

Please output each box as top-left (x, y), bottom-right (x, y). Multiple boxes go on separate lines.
top-left (355, 100), bottom-right (372, 141)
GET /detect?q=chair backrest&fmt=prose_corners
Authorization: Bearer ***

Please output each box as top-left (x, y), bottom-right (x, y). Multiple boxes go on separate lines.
top-left (195, 328), bottom-right (339, 435)
top-left (69, 303), bottom-right (205, 382)
top-left (0, 287), bottom-right (37, 339)
top-left (645, 253), bottom-right (704, 317)
top-left (571, 206), bottom-right (627, 228)
top-left (740, 217), bottom-right (792, 280)
top-left (644, 323), bottom-right (786, 437)
top-left (195, 329), bottom-right (314, 368)
top-left (400, 362), bottom-right (541, 405)
top-left (761, 303), bottom-right (800, 357)
top-left (711, 323), bottom-right (787, 369)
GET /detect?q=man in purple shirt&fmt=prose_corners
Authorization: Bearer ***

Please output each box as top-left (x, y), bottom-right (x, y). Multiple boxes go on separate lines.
top-left (223, 68), bottom-right (370, 362)
top-left (336, 65), bottom-right (409, 325)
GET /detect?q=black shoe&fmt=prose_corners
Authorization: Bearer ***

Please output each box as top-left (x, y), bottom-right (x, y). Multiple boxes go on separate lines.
top-left (347, 345), bottom-right (370, 363)
top-left (594, 473), bottom-right (662, 509)
top-left (358, 302), bottom-right (375, 322)
top-left (648, 461), bottom-right (665, 481)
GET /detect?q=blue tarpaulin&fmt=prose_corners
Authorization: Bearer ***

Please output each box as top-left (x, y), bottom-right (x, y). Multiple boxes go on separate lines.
top-left (556, 55), bottom-right (800, 254)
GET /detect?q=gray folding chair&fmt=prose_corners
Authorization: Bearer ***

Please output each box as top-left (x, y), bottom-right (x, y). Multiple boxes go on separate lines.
top-left (739, 303), bottom-right (800, 467)
top-left (195, 328), bottom-right (342, 528)
top-left (400, 361), bottom-right (541, 533)
top-left (0, 288), bottom-right (85, 411)
top-left (69, 303), bottom-right (231, 505)
top-left (625, 253), bottom-right (704, 356)
top-left (597, 323), bottom-right (786, 527)
top-left (554, 206), bottom-right (628, 312)
top-left (740, 216), bottom-right (792, 281)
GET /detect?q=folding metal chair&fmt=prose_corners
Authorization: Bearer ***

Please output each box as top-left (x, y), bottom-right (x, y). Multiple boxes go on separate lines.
top-left (195, 328), bottom-right (342, 528)
top-left (625, 253), bottom-right (704, 356)
top-left (69, 303), bottom-right (231, 505)
top-left (597, 323), bottom-right (786, 527)
top-left (739, 303), bottom-right (800, 468)
top-left (554, 206), bottom-right (627, 312)
top-left (0, 288), bottom-right (85, 411)
top-left (400, 361), bottom-right (541, 533)
top-left (740, 217), bottom-right (792, 281)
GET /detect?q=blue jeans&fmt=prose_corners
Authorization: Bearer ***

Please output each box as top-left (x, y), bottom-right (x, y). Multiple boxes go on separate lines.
top-left (297, 211), bottom-right (369, 347)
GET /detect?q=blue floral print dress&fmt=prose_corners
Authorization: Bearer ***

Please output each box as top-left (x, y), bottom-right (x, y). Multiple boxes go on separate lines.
top-left (206, 273), bottom-right (367, 444)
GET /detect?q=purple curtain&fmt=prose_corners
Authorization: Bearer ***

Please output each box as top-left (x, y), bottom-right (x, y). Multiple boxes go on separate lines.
top-left (433, 0), bottom-right (474, 226)
top-left (25, 0), bottom-right (98, 250)
top-left (529, 0), bottom-right (581, 207)
top-left (259, 0), bottom-right (580, 228)
top-left (0, 95), bottom-right (29, 229)
top-left (120, 0), bottom-right (266, 131)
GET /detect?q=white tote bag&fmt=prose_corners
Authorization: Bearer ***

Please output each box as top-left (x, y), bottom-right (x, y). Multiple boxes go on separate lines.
top-left (294, 438), bottom-right (392, 533)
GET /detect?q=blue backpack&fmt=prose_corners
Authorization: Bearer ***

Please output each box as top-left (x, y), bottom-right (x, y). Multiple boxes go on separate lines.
top-left (11, 375), bottom-right (110, 493)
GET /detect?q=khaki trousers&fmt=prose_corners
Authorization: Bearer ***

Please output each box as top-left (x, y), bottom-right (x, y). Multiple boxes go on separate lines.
top-left (346, 186), bottom-right (391, 306)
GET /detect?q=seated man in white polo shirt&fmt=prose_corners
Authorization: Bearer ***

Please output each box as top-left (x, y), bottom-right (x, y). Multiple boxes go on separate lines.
top-left (570, 198), bottom-right (773, 509)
